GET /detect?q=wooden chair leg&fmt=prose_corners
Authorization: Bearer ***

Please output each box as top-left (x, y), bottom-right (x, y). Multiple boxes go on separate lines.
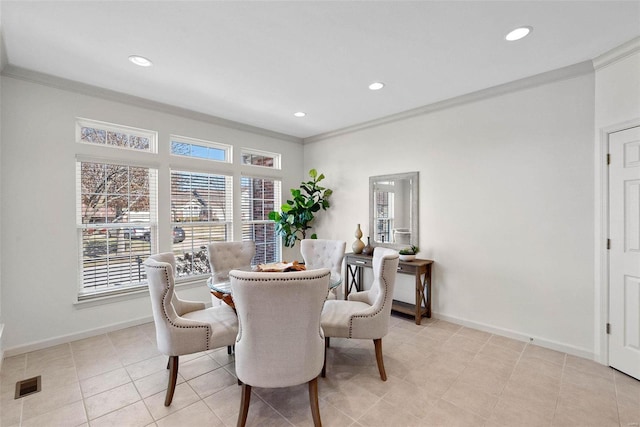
top-left (321, 338), bottom-right (328, 377)
top-left (373, 338), bottom-right (387, 381)
top-left (165, 355), bottom-right (179, 406)
top-left (308, 376), bottom-right (322, 427)
top-left (237, 383), bottom-right (252, 427)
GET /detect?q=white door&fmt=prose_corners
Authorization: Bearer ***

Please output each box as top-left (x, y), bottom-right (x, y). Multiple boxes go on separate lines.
top-left (609, 125), bottom-right (640, 380)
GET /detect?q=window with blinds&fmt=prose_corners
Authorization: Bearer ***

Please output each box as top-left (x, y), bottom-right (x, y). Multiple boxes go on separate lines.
top-left (77, 161), bottom-right (158, 297)
top-left (241, 176), bottom-right (281, 265)
top-left (170, 170), bottom-right (233, 277)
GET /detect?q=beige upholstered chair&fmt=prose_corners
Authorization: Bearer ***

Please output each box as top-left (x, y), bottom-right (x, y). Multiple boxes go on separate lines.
top-left (207, 241), bottom-right (255, 289)
top-left (300, 239), bottom-right (346, 299)
top-left (230, 268), bottom-right (330, 427)
top-left (320, 247), bottom-right (399, 381)
top-left (144, 253), bottom-right (238, 406)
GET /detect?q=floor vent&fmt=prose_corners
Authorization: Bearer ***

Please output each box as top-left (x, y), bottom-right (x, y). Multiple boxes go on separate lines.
top-left (15, 376), bottom-right (41, 399)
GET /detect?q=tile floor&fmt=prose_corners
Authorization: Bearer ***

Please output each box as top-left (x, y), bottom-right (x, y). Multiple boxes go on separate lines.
top-left (1, 315), bottom-right (639, 426)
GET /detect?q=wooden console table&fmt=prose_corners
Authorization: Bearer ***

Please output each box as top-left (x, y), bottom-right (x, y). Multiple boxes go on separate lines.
top-left (344, 253), bottom-right (434, 325)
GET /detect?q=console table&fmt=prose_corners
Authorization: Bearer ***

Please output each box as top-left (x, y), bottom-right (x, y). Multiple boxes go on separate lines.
top-left (344, 253), bottom-right (434, 325)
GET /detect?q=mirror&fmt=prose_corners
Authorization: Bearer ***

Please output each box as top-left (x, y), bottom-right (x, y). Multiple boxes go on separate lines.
top-left (369, 172), bottom-right (419, 249)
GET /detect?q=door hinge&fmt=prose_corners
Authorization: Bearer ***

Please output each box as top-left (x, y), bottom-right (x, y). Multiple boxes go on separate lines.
top-left (607, 153), bottom-right (611, 165)
top-left (606, 323), bottom-right (611, 334)
top-left (607, 239), bottom-right (611, 250)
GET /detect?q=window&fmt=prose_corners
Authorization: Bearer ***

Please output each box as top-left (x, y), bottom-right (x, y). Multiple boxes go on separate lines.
top-left (240, 148), bottom-right (281, 169)
top-left (171, 135), bottom-right (231, 163)
top-left (171, 170), bottom-right (233, 277)
top-left (77, 161), bottom-right (157, 297)
top-left (76, 118), bottom-right (156, 152)
top-left (241, 176), bottom-right (281, 265)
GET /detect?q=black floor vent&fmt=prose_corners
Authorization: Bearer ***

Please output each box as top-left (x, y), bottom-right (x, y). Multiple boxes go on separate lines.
top-left (15, 376), bottom-right (41, 399)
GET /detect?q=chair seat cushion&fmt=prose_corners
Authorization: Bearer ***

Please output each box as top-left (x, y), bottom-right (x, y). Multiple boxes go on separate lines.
top-left (182, 304), bottom-right (238, 348)
top-left (320, 299), bottom-right (371, 338)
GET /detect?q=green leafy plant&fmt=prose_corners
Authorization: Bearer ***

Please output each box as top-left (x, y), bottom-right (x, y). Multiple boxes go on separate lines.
top-left (268, 169), bottom-right (332, 247)
top-left (399, 245), bottom-right (419, 255)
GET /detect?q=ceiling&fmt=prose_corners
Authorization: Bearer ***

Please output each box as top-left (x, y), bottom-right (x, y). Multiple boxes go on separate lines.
top-left (1, 1), bottom-right (639, 140)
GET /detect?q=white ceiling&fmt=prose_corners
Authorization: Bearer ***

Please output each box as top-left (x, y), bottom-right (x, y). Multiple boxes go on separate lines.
top-left (2, 1), bottom-right (639, 140)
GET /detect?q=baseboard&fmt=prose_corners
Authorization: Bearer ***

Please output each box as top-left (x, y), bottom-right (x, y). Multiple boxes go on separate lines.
top-left (3, 316), bottom-right (153, 358)
top-left (432, 312), bottom-right (594, 361)
top-left (0, 323), bottom-right (5, 370)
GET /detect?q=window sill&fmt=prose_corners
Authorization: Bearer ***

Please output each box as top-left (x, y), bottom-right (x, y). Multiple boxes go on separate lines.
top-left (74, 276), bottom-right (209, 307)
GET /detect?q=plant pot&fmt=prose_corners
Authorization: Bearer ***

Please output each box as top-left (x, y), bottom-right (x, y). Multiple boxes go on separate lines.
top-left (399, 254), bottom-right (416, 262)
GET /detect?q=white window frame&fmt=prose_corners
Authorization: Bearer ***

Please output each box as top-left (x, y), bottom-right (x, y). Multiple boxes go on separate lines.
top-left (170, 135), bottom-right (232, 163)
top-left (76, 118), bottom-right (157, 153)
top-left (76, 157), bottom-right (158, 300)
top-left (241, 174), bottom-right (282, 265)
top-left (240, 148), bottom-right (281, 169)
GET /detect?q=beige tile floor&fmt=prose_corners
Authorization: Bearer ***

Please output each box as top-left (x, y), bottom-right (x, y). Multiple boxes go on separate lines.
top-left (1, 315), bottom-right (639, 427)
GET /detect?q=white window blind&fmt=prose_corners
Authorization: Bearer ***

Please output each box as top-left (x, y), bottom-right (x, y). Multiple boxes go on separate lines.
top-left (241, 176), bottom-right (281, 265)
top-left (170, 170), bottom-right (233, 277)
top-left (77, 160), bottom-right (158, 297)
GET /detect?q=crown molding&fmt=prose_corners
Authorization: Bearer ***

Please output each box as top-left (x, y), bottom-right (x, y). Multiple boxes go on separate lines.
top-left (592, 36), bottom-right (640, 71)
top-left (0, 65), bottom-right (302, 144)
top-left (303, 60), bottom-right (594, 144)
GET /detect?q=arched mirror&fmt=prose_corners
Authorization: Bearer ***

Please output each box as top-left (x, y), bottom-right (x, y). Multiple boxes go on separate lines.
top-left (369, 172), bottom-right (419, 249)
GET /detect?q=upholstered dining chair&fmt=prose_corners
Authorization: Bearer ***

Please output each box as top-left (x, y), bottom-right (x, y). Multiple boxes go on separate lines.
top-left (320, 247), bottom-right (399, 381)
top-left (143, 253), bottom-right (238, 406)
top-left (300, 239), bottom-right (346, 300)
top-left (230, 268), bottom-right (331, 427)
top-left (207, 241), bottom-right (255, 298)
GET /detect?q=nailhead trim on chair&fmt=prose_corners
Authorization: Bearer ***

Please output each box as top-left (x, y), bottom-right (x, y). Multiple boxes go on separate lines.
top-left (347, 256), bottom-right (397, 338)
top-left (147, 263), bottom-right (211, 350)
top-left (229, 272), bottom-right (331, 281)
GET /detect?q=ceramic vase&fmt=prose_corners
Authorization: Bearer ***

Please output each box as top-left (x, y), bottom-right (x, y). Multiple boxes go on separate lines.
top-left (352, 224), bottom-right (365, 254)
top-left (362, 237), bottom-right (374, 256)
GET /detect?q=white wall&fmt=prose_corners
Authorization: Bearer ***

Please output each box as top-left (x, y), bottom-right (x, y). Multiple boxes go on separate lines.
top-left (0, 5), bottom-right (4, 363)
top-left (305, 71), bottom-right (596, 356)
top-left (0, 75), bottom-right (303, 352)
top-left (593, 39), bottom-right (640, 362)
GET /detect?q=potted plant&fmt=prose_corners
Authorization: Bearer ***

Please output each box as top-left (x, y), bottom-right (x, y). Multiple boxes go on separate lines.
top-left (398, 245), bottom-right (419, 261)
top-left (268, 169), bottom-right (332, 247)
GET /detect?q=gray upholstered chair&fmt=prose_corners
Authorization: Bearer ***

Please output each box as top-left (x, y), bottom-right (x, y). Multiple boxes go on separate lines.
top-left (320, 247), bottom-right (399, 381)
top-left (300, 239), bottom-right (346, 299)
top-left (144, 253), bottom-right (238, 406)
top-left (230, 268), bottom-right (330, 427)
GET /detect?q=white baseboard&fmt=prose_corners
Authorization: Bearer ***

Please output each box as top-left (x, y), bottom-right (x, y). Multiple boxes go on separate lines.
top-left (3, 316), bottom-right (153, 358)
top-left (432, 312), bottom-right (594, 361)
top-left (0, 323), bottom-right (5, 370)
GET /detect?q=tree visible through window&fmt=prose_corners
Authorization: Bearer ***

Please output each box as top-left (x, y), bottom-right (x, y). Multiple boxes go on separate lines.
top-left (77, 161), bottom-right (157, 295)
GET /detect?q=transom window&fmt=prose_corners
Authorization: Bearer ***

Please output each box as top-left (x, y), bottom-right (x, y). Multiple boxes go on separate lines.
top-left (76, 118), bottom-right (156, 152)
top-left (171, 135), bottom-right (231, 163)
top-left (241, 148), bottom-right (281, 169)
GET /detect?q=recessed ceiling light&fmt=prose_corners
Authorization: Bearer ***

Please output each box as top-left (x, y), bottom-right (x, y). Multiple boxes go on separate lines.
top-left (369, 82), bottom-right (385, 91)
top-left (294, 112), bottom-right (306, 118)
top-left (505, 26), bottom-right (532, 41)
top-left (128, 55), bottom-right (153, 67)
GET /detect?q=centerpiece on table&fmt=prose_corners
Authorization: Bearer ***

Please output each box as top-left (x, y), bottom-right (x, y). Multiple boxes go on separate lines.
top-left (398, 245), bottom-right (419, 262)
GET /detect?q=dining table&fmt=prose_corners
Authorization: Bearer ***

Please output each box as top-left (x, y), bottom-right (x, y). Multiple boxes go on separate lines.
top-left (207, 267), bottom-right (343, 308)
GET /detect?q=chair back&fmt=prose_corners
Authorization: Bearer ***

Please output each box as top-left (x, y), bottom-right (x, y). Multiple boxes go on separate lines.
top-left (207, 241), bottom-right (256, 284)
top-left (350, 248), bottom-right (399, 338)
top-left (144, 254), bottom-right (184, 355)
top-left (300, 239), bottom-right (346, 279)
top-left (230, 268), bottom-right (330, 388)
